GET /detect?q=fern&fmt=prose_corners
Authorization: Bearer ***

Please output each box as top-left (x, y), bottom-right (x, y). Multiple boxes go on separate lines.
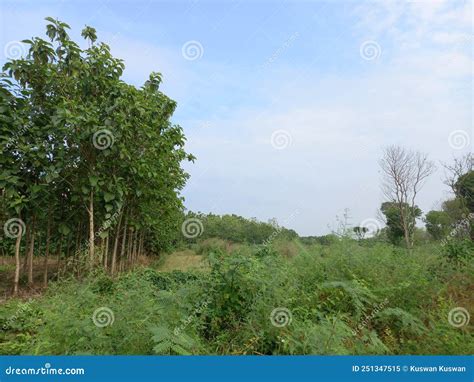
top-left (150, 326), bottom-right (196, 355)
top-left (375, 308), bottom-right (426, 337)
top-left (319, 280), bottom-right (376, 319)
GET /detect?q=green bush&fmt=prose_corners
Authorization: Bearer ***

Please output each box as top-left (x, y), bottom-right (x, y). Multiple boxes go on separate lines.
top-left (1, 240), bottom-right (471, 355)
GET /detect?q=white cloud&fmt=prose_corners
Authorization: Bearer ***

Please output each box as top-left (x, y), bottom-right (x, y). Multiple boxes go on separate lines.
top-left (182, 1), bottom-right (472, 235)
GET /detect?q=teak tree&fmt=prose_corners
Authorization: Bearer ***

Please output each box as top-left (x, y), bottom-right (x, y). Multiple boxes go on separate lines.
top-left (0, 17), bottom-right (194, 293)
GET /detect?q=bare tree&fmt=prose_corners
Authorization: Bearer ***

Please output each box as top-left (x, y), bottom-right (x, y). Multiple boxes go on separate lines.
top-left (379, 146), bottom-right (436, 248)
top-left (442, 153), bottom-right (473, 196)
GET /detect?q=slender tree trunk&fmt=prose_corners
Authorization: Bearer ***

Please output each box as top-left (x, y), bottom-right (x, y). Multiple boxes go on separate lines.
top-left (119, 216), bottom-right (128, 274)
top-left (138, 232), bottom-right (144, 257)
top-left (132, 228), bottom-right (138, 265)
top-left (56, 235), bottom-right (63, 280)
top-left (104, 235), bottom-right (109, 271)
top-left (27, 217), bottom-right (36, 285)
top-left (88, 190), bottom-right (95, 267)
top-left (127, 228), bottom-right (133, 268)
top-left (65, 236), bottom-right (72, 273)
top-left (74, 221), bottom-right (81, 272)
top-left (13, 227), bottom-right (23, 296)
top-left (111, 211), bottom-right (123, 276)
top-left (99, 236), bottom-right (105, 266)
top-left (22, 225), bottom-right (30, 272)
top-left (403, 219), bottom-right (412, 249)
top-left (43, 217), bottom-right (51, 287)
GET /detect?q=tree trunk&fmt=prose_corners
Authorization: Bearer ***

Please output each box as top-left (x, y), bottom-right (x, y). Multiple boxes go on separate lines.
top-left (99, 236), bottom-right (105, 266)
top-left (13, 227), bottom-right (23, 296)
top-left (119, 216), bottom-right (128, 274)
top-left (111, 211), bottom-right (123, 276)
top-left (132, 228), bottom-right (138, 265)
top-left (56, 235), bottom-right (63, 280)
top-left (88, 190), bottom-right (95, 267)
top-left (138, 232), bottom-right (144, 257)
top-left (104, 235), bottom-right (109, 271)
top-left (43, 217), bottom-right (51, 287)
top-left (127, 228), bottom-right (133, 268)
top-left (22, 225), bottom-right (30, 272)
top-left (27, 217), bottom-right (36, 285)
top-left (65, 236), bottom-right (72, 273)
top-left (74, 221), bottom-right (82, 272)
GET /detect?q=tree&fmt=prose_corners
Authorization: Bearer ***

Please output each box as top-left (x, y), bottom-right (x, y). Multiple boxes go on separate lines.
top-left (379, 146), bottom-right (435, 248)
top-left (424, 210), bottom-right (451, 240)
top-left (381, 202), bottom-right (421, 245)
top-left (441, 155), bottom-right (473, 240)
top-left (442, 153), bottom-right (473, 196)
top-left (455, 171), bottom-right (474, 214)
top-left (353, 226), bottom-right (368, 240)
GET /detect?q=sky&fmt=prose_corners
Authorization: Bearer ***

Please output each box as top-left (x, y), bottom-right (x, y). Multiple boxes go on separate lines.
top-left (1, 0), bottom-right (472, 236)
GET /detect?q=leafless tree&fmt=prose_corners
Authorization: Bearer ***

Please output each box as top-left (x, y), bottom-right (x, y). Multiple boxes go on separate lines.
top-left (442, 153), bottom-right (473, 196)
top-left (379, 146), bottom-right (436, 248)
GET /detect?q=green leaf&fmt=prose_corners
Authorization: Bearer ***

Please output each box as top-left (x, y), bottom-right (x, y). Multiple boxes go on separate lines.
top-left (89, 176), bottom-right (99, 187)
top-left (104, 192), bottom-right (115, 202)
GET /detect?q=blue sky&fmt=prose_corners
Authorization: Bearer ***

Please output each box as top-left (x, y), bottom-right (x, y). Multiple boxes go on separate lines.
top-left (1, 0), bottom-right (472, 235)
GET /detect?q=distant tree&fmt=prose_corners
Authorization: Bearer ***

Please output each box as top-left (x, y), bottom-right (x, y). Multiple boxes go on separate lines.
top-left (442, 155), bottom-right (473, 240)
top-left (379, 146), bottom-right (435, 248)
top-left (182, 212), bottom-right (297, 244)
top-left (424, 210), bottom-right (452, 240)
top-left (300, 234), bottom-right (338, 246)
top-left (380, 202), bottom-right (422, 245)
top-left (455, 171), bottom-right (474, 214)
top-left (353, 226), bottom-right (368, 240)
top-left (442, 153), bottom-right (473, 196)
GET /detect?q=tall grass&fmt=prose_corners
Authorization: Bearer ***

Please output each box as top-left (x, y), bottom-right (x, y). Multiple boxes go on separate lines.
top-left (0, 240), bottom-right (472, 355)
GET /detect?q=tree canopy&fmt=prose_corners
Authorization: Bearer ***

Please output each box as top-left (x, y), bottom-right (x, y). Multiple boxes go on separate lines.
top-left (0, 18), bottom-right (194, 292)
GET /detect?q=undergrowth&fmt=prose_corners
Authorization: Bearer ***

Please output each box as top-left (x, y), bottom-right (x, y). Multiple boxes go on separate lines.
top-left (0, 240), bottom-right (472, 355)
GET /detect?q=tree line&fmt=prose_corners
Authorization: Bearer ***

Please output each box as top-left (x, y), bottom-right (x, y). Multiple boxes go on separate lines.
top-left (0, 18), bottom-right (194, 294)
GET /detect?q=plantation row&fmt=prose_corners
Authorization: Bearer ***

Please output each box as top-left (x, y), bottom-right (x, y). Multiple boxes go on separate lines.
top-left (0, 18), bottom-right (194, 294)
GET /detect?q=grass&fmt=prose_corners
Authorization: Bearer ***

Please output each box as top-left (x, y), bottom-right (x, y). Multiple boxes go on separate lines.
top-left (157, 250), bottom-right (207, 272)
top-left (0, 239), bottom-right (472, 355)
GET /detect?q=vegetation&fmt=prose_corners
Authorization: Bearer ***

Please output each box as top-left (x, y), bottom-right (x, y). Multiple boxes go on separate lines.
top-left (0, 18), bottom-right (194, 294)
top-left (0, 19), bottom-right (472, 356)
top-left (182, 212), bottom-right (298, 244)
top-left (1, 240), bottom-right (472, 355)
